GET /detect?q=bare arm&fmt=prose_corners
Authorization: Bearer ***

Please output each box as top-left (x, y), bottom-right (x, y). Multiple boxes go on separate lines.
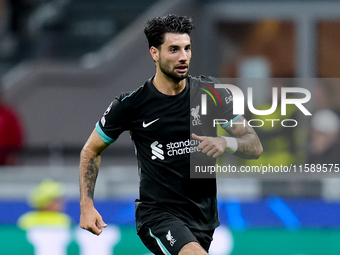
top-left (192, 116), bottom-right (263, 159)
top-left (224, 116), bottom-right (263, 159)
top-left (79, 128), bottom-right (109, 235)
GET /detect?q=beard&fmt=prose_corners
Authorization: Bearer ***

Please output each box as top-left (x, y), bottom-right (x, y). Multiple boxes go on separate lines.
top-left (158, 57), bottom-right (189, 83)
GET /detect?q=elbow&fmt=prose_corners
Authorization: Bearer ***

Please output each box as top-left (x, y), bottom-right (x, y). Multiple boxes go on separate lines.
top-left (242, 141), bottom-right (263, 160)
top-left (251, 139), bottom-right (264, 159)
top-left (80, 146), bottom-right (88, 160)
top-left (80, 144), bottom-right (98, 162)
top-left (254, 143), bottom-right (263, 159)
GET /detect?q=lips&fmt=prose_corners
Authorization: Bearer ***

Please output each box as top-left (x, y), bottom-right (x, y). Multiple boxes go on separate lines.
top-left (175, 65), bottom-right (188, 73)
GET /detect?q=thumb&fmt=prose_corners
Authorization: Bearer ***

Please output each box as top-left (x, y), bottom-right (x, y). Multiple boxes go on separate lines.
top-left (192, 133), bottom-right (206, 141)
top-left (97, 218), bottom-right (107, 228)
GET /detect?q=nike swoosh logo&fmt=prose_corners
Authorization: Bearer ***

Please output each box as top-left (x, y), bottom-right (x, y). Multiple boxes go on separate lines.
top-left (143, 118), bottom-right (159, 128)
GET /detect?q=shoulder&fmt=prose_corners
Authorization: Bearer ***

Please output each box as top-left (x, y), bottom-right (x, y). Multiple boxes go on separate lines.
top-left (117, 86), bottom-right (144, 102)
top-left (17, 211), bottom-right (33, 227)
top-left (17, 211), bottom-right (39, 230)
top-left (104, 81), bottom-right (149, 115)
top-left (116, 78), bottom-right (152, 103)
top-left (17, 211), bottom-right (71, 230)
top-left (188, 75), bottom-right (221, 88)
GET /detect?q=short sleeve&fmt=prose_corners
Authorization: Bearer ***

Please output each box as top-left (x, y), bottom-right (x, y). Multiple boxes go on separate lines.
top-left (96, 98), bottom-right (129, 144)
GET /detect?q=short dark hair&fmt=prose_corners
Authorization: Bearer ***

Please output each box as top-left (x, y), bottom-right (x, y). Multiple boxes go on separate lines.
top-left (144, 14), bottom-right (195, 49)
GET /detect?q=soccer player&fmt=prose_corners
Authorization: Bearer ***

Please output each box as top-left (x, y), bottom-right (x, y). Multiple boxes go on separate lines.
top-left (79, 14), bottom-right (263, 255)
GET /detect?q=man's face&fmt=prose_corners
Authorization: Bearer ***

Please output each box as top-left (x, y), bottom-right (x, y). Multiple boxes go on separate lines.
top-left (156, 33), bottom-right (191, 82)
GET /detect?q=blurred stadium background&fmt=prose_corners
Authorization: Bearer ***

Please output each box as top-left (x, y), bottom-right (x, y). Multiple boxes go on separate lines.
top-left (1, 0), bottom-right (340, 254)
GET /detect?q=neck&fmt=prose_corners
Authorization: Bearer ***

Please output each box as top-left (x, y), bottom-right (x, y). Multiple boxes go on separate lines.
top-left (153, 72), bottom-right (186, 96)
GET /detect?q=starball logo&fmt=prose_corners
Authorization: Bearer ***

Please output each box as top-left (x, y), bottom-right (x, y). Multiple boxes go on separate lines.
top-left (200, 84), bottom-right (312, 128)
top-left (151, 141), bottom-right (164, 160)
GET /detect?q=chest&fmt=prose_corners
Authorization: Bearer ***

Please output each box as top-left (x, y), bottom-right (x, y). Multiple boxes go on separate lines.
top-left (128, 98), bottom-right (218, 144)
top-left (129, 97), bottom-right (190, 143)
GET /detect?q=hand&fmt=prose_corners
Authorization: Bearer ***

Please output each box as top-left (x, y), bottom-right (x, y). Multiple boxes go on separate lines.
top-left (80, 206), bottom-right (107, 235)
top-left (192, 133), bottom-right (227, 158)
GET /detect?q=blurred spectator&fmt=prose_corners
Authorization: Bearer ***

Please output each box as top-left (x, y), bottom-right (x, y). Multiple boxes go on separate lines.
top-left (17, 179), bottom-right (72, 255)
top-left (307, 109), bottom-right (340, 165)
top-left (312, 79), bottom-right (340, 115)
top-left (0, 83), bottom-right (24, 165)
top-left (313, 81), bottom-right (332, 111)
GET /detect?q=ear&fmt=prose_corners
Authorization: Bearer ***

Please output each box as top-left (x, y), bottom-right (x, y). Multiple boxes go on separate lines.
top-left (150, 46), bottom-right (159, 62)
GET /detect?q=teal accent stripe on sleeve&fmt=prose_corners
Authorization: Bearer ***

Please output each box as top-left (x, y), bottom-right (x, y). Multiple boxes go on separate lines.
top-left (149, 229), bottom-right (171, 255)
top-left (221, 114), bottom-right (243, 129)
top-left (121, 90), bottom-right (137, 101)
top-left (95, 122), bottom-right (116, 144)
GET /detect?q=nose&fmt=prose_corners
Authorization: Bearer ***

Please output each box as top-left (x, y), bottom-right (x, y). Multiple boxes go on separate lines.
top-left (179, 49), bottom-right (188, 62)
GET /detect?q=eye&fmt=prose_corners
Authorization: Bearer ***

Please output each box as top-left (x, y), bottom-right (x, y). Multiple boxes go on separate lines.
top-left (185, 45), bottom-right (191, 51)
top-left (170, 47), bottom-right (177, 53)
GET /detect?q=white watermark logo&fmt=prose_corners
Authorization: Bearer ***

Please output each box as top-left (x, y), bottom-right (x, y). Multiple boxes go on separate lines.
top-left (213, 118), bottom-right (298, 128)
top-left (201, 84), bottom-right (312, 116)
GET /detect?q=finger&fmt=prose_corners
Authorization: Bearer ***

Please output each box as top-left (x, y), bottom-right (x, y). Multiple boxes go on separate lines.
top-left (200, 145), bottom-right (213, 153)
top-left (192, 133), bottom-right (206, 141)
top-left (212, 150), bottom-right (223, 158)
top-left (87, 224), bottom-right (102, 235)
top-left (200, 142), bottom-right (214, 153)
top-left (97, 218), bottom-right (108, 228)
top-left (94, 222), bottom-right (104, 235)
top-left (206, 148), bottom-right (216, 157)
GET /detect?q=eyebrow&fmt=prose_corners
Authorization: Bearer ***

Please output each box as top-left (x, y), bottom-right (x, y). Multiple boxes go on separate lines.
top-left (167, 44), bottom-right (191, 49)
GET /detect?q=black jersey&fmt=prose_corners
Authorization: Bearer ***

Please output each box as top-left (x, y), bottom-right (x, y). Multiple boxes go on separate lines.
top-left (96, 75), bottom-right (239, 231)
